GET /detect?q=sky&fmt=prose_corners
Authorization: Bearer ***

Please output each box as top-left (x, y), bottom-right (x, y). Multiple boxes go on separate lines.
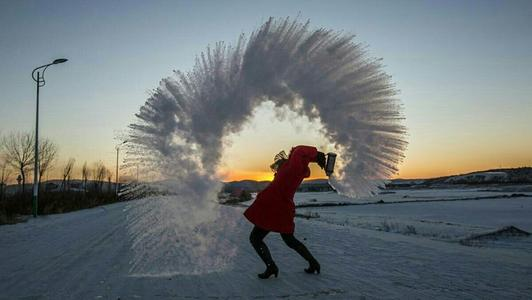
top-left (1, 0), bottom-right (531, 182)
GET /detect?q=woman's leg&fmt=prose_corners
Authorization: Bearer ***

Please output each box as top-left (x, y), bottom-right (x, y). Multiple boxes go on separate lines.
top-left (250, 226), bottom-right (279, 278)
top-left (281, 233), bottom-right (320, 273)
top-left (280, 233), bottom-right (315, 262)
top-left (249, 226), bottom-right (274, 267)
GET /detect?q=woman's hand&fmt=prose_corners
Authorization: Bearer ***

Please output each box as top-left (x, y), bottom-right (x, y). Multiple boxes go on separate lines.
top-left (316, 151), bottom-right (326, 169)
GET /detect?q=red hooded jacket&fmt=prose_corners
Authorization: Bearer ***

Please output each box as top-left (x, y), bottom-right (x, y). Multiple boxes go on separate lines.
top-left (243, 145), bottom-right (318, 233)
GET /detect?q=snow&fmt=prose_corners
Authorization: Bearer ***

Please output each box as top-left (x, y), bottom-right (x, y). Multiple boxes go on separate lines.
top-left (299, 197), bottom-right (532, 249)
top-left (242, 187), bottom-right (532, 207)
top-left (1, 190), bottom-right (532, 299)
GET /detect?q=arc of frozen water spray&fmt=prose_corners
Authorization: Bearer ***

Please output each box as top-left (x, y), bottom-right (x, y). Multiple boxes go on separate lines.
top-left (122, 17), bottom-right (407, 276)
top-left (125, 17), bottom-right (407, 198)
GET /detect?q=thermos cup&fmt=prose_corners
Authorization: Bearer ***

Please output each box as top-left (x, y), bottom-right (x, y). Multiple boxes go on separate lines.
top-left (325, 152), bottom-right (337, 176)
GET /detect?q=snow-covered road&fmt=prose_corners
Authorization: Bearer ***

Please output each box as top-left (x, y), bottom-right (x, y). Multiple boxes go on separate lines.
top-left (1, 198), bottom-right (531, 299)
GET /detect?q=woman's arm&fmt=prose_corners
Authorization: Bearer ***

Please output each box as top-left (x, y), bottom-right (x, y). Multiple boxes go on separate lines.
top-left (290, 145), bottom-right (318, 166)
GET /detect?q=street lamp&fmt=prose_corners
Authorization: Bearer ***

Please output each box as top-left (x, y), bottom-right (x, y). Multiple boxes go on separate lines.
top-left (115, 140), bottom-right (128, 198)
top-left (31, 58), bottom-right (68, 217)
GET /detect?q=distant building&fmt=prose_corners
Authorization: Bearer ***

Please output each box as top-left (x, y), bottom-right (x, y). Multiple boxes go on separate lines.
top-left (385, 179), bottom-right (425, 189)
top-left (297, 180), bottom-right (334, 192)
top-left (230, 188), bottom-right (244, 198)
top-left (45, 182), bottom-right (60, 192)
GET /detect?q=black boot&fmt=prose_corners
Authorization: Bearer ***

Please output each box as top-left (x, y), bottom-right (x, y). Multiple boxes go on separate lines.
top-left (250, 227), bottom-right (279, 279)
top-left (281, 234), bottom-right (321, 275)
top-left (304, 259), bottom-right (320, 274)
top-left (258, 263), bottom-right (279, 279)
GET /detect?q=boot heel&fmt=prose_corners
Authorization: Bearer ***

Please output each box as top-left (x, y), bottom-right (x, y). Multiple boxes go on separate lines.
top-left (305, 261), bottom-right (321, 274)
top-left (258, 264), bottom-right (279, 279)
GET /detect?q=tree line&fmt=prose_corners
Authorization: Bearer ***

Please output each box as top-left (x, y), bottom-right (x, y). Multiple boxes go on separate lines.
top-left (0, 131), bottom-right (122, 224)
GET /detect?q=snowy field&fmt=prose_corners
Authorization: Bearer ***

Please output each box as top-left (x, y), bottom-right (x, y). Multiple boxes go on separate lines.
top-left (1, 188), bottom-right (532, 299)
top-left (297, 195), bottom-right (532, 251)
top-left (291, 186), bottom-right (532, 206)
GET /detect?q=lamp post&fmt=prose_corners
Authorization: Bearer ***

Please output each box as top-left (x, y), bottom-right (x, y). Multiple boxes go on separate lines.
top-left (31, 58), bottom-right (68, 217)
top-left (115, 140), bottom-right (128, 198)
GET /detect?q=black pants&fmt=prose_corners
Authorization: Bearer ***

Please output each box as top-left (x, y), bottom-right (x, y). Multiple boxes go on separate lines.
top-left (249, 225), bottom-right (316, 267)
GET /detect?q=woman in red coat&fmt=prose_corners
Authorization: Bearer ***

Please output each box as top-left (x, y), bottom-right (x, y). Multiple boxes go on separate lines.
top-left (244, 145), bottom-right (326, 279)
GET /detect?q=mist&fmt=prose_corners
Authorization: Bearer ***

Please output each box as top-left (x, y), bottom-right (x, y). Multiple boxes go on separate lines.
top-left (123, 17), bottom-right (407, 275)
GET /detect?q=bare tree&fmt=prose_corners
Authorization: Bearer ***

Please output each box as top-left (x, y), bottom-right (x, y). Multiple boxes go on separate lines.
top-left (107, 169), bottom-right (113, 193)
top-left (1, 132), bottom-right (34, 194)
top-left (92, 161), bottom-right (106, 193)
top-left (62, 158), bottom-right (75, 191)
top-left (81, 162), bottom-right (90, 192)
top-left (0, 154), bottom-right (11, 201)
top-left (38, 139), bottom-right (58, 186)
